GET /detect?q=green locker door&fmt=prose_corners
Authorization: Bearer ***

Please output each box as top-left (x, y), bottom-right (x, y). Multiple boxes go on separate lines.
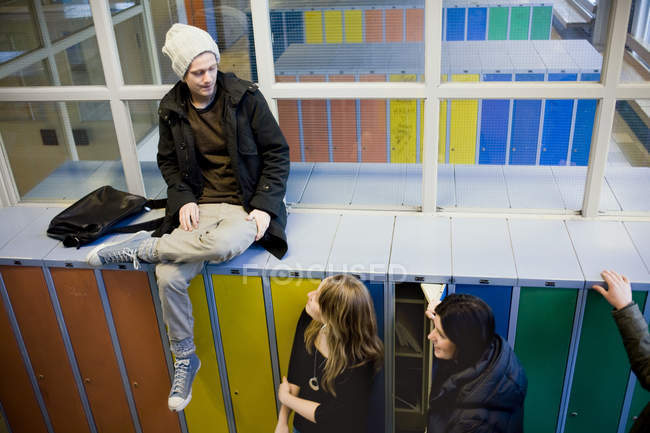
top-left (565, 290), bottom-right (648, 433)
top-left (625, 379), bottom-right (650, 432)
top-left (212, 275), bottom-right (277, 433)
top-left (515, 288), bottom-right (577, 433)
top-left (183, 275), bottom-right (229, 433)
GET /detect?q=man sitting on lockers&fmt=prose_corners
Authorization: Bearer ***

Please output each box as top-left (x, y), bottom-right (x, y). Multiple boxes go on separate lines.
top-left (87, 23), bottom-right (290, 411)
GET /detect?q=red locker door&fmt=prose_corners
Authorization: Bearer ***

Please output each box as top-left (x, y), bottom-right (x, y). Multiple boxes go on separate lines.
top-left (360, 74), bottom-right (388, 162)
top-left (50, 268), bottom-right (135, 433)
top-left (299, 75), bottom-right (330, 162)
top-left (329, 74), bottom-right (358, 162)
top-left (0, 282), bottom-right (48, 433)
top-left (102, 270), bottom-right (182, 433)
top-left (1, 266), bottom-right (91, 433)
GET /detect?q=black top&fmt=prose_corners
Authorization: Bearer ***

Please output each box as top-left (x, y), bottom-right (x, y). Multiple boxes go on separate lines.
top-left (288, 309), bottom-right (374, 433)
top-left (186, 80), bottom-right (241, 206)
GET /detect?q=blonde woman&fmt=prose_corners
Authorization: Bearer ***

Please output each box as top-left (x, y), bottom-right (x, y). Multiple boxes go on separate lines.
top-left (275, 274), bottom-right (384, 433)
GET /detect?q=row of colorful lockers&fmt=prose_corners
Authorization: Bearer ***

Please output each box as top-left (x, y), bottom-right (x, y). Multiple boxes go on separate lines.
top-left (274, 39), bottom-right (601, 166)
top-left (248, 0), bottom-right (553, 66)
top-left (1, 206), bottom-right (649, 433)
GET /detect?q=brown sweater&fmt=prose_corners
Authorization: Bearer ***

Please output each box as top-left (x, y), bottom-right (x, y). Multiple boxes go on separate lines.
top-left (186, 85), bottom-right (241, 205)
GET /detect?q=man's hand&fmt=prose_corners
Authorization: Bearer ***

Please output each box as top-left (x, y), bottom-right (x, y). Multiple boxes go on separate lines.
top-left (592, 270), bottom-right (633, 310)
top-left (247, 209), bottom-right (271, 241)
top-left (179, 202), bottom-right (199, 231)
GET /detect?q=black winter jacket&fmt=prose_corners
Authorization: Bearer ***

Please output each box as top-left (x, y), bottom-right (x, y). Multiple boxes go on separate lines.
top-left (153, 71), bottom-right (290, 259)
top-left (428, 336), bottom-right (527, 433)
top-left (612, 302), bottom-right (650, 433)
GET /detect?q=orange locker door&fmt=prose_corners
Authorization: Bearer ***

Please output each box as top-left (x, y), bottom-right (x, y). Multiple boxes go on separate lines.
top-left (1, 266), bottom-right (91, 433)
top-left (329, 74), bottom-right (358, 162)
top-left (364, 9), bottom-right (383, 42)
top-left (276, 75), bottom-right (302, 162)
top-left (360, 74), bottom-right (387, 162)
top-left (102, 270), bottom-right (182, 433)
top-left (50, 268), bottom-right (136, 433)
top-left (385, 9), bottom-right (404, 42)
top-left (0, 282), bottom-right (48, 433)
top-left (299, 75), bottom-right (330, 162)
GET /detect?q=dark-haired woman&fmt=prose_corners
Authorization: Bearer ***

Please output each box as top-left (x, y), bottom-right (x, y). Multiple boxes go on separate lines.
top-left (426, 294), bottom-right (527, 433)
top-left (274, 274), bottom-right (384, 433)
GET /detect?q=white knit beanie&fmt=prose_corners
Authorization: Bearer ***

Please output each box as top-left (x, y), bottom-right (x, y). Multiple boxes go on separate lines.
top-left (162, 23), bottom-right (221, 79)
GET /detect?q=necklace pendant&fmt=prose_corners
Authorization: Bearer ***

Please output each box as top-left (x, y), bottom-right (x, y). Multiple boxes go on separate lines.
top-left (308, 377), bottom-right (319, 391)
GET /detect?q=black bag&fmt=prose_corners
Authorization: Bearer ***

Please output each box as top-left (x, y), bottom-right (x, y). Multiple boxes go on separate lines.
top-left (47, 185), bottom-right (166, 248)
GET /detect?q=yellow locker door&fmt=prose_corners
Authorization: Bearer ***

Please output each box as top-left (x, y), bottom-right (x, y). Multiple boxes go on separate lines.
top-left (344, 10), bottom-right (363, 43)
top-left (324, 10), bottom-right (343, 43)
top-left (304, 11), bottom-right (323, 44)
top-left (270, 278), bottom-right (321, 377)
top-left (439, 74), bottom-right (448, 163)
top-left (184, 275), bottom-right (229, 433)
top-left (449, 74), bottom-right (479, 164)
top-left (212, 275), bottom-right (276, 433)
top-left (390, 74), bottom-right (418, 163)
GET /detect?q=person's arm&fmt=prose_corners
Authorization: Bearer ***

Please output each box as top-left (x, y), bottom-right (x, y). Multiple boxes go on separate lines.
top-left (278, 376), bottom-right (319, 422)
top-left (593, 270), bottom-right (650, 389)
top-left (245, 90), bottom-right (290, 219)
top-left (275, 381), bottom-right (300, 433)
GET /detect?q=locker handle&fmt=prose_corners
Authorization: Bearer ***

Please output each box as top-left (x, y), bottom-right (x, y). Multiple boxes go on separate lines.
top-left (479, 279), bottom-right (490, 284)
top-left (570, 412), bottom-right (578, 417)
top-left (545, 281), bottom-right (556, 287)
top-left (133, 382), bottom-right (139, 388)
top-left (84, 378), bottom-right (91, 384)
top-left (38, 374), bottom-right (44, 380)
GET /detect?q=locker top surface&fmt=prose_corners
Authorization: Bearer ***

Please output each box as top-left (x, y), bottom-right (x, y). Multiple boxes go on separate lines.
top-left (566, 220), bottom-right (650, 289)
top-left (327, 214), bottom-right (394, 280)
top-left (0, 207), bottom-right (62, 264)
top-left (560, 39), bottom-right (602, 73)
top-left (451, 217), bottom-right (517, 285)
top-left (265, 212), bottom-right (340, 277)
top-left (532, 40), bottom-right (580, 74)
top-left (207, 245), bottom-right (271, 275)
top-left (390, 215), bottom-right (452, 282)
top-left (0, 206), bottom-right (49, 251)
top-left (623, 222), bottom-right (650, 275)
top-left (270, 0), bottom-right (425, 9)
top-left (509, 219), bottom-right (584, 288)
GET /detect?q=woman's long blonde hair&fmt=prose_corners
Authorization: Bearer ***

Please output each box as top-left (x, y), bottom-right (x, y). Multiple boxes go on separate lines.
top-left (304, 274), bottom-right (384, 396)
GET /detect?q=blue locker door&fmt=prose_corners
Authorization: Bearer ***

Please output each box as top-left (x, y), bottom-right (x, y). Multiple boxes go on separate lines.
top-left (480, 73), bottom-right (512, 164)
top-left (454, 285), bottom-right (512, 339)
top-left (571, 73), bottom-right (600, 166)
top-left (446, 8), bottom-right (466, 41)
top-left (365, 281), bottom-right (384, 433)
top-left (540, 73), bottom-right (578, 165)
top-left (510, 73), bottom-right (544, 165)
top-left (467, 7), bottom-right (487, 40)
top-left (285, 11), bottom-right (305, 45)
top-left (270, 11), bottom-right (285, 61)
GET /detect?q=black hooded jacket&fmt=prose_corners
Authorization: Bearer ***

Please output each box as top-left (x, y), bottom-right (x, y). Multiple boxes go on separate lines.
top-left (428, 336), bottom-right (527, 433)
top-left (153, 71), bottom-right (290, 259)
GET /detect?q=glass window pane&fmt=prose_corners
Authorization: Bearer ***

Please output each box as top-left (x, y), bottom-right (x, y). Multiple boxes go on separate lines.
top-left (271, 1), bottom-right (425, 83)
top-left (437, 96), bottom-right (599, 212)
top-left (116, 0), bottom-right (255, 84)
top-left (127, 100), bottom-right (166, 199)
top-left (434, 0), bottom-right (610, 212)
top-left (0, 59), bottom-right (51, 86)
top-left (278, 97), bottom-right (422, 209)
top-left (0, 101), bottom-right (126, 202)
top-left (0, 0), bottom-right (41, 63)
top-left (621, 0), bottom-right (650, 82)
top-left (54, 37), bottom-right (105, 85)
top-left (110, 0), bottom-right (139, 15)
top-left (41, 0), bottom-right (93, 42)
top-left (599, 99), bottom-right (650, 213)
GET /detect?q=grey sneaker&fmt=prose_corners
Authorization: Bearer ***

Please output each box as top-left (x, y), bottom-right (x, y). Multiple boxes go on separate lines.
top-left (86, 230), bottom-right (153, 269)
top-left (168, 353), bottom-right (201, 412)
